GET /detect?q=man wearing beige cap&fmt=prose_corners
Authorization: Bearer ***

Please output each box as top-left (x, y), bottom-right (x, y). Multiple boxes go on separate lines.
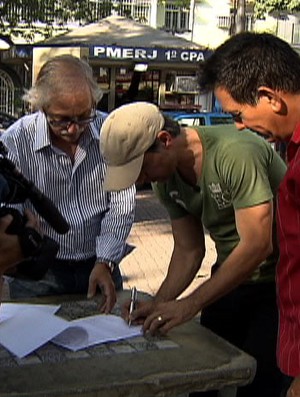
top-left (100, 101), bottom-right (286, 397)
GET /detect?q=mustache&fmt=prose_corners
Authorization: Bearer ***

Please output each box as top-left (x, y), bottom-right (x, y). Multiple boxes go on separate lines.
top-left (60, 129), bottom-right (84, 136)
top-left (60, 130), bottom-right (71, 136)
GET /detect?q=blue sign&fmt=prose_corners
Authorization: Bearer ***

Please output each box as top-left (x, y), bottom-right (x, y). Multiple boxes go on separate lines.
top-left (90, 45), bottom-right (211, 63)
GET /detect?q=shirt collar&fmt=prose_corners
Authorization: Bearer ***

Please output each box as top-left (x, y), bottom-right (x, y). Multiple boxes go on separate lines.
top-left (287, 122), bottom-right (300, 162)
top-left (89, 114), bottom-right (101, 140)
top-left (34, 111), bottom-right (51, 151)
top-left (291, 122), bottom-right (300, 144)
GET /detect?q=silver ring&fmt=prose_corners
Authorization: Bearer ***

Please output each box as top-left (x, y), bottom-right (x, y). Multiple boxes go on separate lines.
top-left (157, 315), bottom-right (163, 322)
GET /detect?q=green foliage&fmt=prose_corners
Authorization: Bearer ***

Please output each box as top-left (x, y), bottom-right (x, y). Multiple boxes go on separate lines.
top-left (254, 0), bottom-right (300, 19)
top-left (0, 0), bottom-right (113, 40)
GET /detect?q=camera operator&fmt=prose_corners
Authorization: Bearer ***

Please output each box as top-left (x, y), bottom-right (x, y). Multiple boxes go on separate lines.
top-left (0, 214), bottom-right (22, 272)
top-left (0, 173), bottom-right (42, 297)
top-left (0, 209), bottom-right (40, 300)
top-left (0, 142), bottom-right (67, 296)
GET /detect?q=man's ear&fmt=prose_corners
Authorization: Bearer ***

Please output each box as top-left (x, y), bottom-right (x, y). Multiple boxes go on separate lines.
top-left (258, 86), bottom-right (283, 113)
top-left (157, 130), bottom-right (173, 147)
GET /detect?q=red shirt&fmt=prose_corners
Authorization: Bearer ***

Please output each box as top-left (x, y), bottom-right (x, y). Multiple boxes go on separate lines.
top-left (277, 125), bottom-right (300, 377)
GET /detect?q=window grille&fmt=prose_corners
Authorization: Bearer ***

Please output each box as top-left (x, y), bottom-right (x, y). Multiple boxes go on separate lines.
top-left (0, 70), bottom-right (14, 115)
top-left (165, 2), bottom-right (189, 32)
top-left (118, 0), bottom-right (151, 23)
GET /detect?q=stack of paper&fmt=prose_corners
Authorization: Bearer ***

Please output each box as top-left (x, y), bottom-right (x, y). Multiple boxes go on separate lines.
top-left (0, 303), bottom-right (142, 358)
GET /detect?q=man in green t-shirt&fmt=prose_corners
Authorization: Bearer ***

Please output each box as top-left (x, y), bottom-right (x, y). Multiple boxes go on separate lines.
top-left (100, 101), bottom-right (286, 397)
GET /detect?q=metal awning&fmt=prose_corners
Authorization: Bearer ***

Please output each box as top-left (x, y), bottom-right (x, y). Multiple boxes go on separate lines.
top-left (41, 15), bottom-right (204, 49)
top-left (37, 16), bottom-right (211, 65)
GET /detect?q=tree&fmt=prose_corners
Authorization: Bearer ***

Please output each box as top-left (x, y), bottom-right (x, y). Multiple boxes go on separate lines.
top-left (230, 0), bottom-right (246, 34)
top-left (236, 0), bottom-right (246, 33)
top-left (0, 0), bottom-right (112, 41)
top-left (254, 0), bottom-right (300, 19)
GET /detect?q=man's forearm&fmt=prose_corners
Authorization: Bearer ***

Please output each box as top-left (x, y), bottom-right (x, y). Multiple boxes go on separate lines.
top-left (96, 197), bottom-right (135, 263)
top-left (155, 246), bottom-right (204, 302)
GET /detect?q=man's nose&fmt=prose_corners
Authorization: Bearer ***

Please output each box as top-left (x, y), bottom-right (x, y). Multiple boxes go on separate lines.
top-left (67, 121), bottom-right (82, 133)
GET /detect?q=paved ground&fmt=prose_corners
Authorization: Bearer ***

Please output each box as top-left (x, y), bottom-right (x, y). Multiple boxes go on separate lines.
top-left (121, 189), bottom-right (216, 298)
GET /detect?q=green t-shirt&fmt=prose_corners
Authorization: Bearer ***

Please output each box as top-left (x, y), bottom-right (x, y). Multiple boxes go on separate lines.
top-left (153, 125), bottom-right (287, 283)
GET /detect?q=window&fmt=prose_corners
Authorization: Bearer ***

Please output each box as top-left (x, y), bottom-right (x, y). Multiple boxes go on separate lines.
top-left (177, 117), bottom-right (206, 127)
top-left (165, 2), bottom-right (189, 32)
top-left (210, 116), bottom-right (234, 125)
top-left (118, 0), bottom-right (151, 23)
top-left (0, 70), bottom-right (14, 115)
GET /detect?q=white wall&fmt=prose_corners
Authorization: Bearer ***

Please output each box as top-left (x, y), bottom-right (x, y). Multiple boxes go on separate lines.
top-left (191, 0), bottom-right (231, 49)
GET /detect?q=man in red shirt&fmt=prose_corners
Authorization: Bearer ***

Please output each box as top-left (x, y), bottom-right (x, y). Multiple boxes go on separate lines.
top-left (197, 32), bottom-right (300, 397)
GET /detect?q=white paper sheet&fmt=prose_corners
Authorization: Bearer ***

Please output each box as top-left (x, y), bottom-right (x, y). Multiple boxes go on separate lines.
top-left (52, 314), bottom-right (142, 351)
top-left (0, 303), bottom-right (60, 323)
top-left (0, 305), bottom-right (142, 358)
top-left (0, 307), bottom-right (68, 358)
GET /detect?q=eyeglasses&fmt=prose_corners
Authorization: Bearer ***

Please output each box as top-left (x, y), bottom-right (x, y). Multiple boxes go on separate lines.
top-left (45, 108), bottom-right (96, 130)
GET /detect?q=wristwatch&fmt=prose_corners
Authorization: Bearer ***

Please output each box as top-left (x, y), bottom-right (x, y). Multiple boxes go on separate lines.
top-left (101, 260), bottom-right (116, 274)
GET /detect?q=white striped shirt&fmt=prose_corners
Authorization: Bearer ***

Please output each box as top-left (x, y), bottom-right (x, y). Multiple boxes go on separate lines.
top-left (1, 111), bottom-right (136, 264)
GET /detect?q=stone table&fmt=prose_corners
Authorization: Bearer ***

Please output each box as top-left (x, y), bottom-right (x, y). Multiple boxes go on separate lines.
top-left (0, 291), bottom-right (256, 397)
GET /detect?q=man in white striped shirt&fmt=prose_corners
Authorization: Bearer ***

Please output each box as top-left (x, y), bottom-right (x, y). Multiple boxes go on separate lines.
top-left (1, 55), bottom-right (136, 313)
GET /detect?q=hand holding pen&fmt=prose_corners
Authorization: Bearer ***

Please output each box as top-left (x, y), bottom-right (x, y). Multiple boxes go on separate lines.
top-left (128, 286), bottom-right (137, 326)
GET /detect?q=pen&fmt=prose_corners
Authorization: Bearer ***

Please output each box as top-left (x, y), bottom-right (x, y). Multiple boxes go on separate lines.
top-left (128, 286), bottom-right (137, 327)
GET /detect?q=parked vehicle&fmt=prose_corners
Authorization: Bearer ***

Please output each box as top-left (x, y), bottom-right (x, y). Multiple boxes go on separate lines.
top-left (164, 111), bottom-right (233, 127)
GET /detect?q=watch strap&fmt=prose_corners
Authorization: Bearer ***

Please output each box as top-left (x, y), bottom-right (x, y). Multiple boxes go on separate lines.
top-left (101, 260), bottom-right (116, 273)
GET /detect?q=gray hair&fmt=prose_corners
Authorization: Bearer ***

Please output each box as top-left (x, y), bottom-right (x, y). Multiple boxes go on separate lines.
top-left (23, 54), bottom-right (103, 110)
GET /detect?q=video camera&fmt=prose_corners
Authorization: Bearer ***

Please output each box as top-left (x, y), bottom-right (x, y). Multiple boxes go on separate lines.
top-left (0, 142), bottom-right (69, 280)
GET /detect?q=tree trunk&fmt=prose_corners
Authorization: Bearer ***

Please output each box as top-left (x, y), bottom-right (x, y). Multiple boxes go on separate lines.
top-left (236, 0), bottom-right (246, 33)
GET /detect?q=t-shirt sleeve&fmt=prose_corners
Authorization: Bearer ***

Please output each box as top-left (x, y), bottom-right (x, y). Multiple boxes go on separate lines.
top-left (218, 137), bottom-right (283, 209)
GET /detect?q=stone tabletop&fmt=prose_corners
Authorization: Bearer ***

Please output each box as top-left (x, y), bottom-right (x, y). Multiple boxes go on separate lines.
top-left (0, 291), bottom-right (256, 397)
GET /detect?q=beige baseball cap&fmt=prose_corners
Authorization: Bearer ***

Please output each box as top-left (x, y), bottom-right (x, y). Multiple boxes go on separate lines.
top-left (100, 102), bottom-right (165, 191)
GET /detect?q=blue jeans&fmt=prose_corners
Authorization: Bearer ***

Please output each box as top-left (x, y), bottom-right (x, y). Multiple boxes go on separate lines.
top-left (8, 257), bottom-right (123, 299)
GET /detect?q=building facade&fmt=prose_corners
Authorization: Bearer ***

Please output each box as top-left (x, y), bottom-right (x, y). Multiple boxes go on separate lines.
top-left (2, 0), bottom-right (300, 115)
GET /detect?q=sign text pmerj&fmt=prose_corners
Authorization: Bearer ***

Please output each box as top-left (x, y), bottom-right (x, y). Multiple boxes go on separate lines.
top-left (91, 45), bottom-right (210, 63)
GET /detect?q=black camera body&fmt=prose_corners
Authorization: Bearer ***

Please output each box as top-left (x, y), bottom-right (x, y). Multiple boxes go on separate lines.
top-left (0, 142), bottom-right (69, 280)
